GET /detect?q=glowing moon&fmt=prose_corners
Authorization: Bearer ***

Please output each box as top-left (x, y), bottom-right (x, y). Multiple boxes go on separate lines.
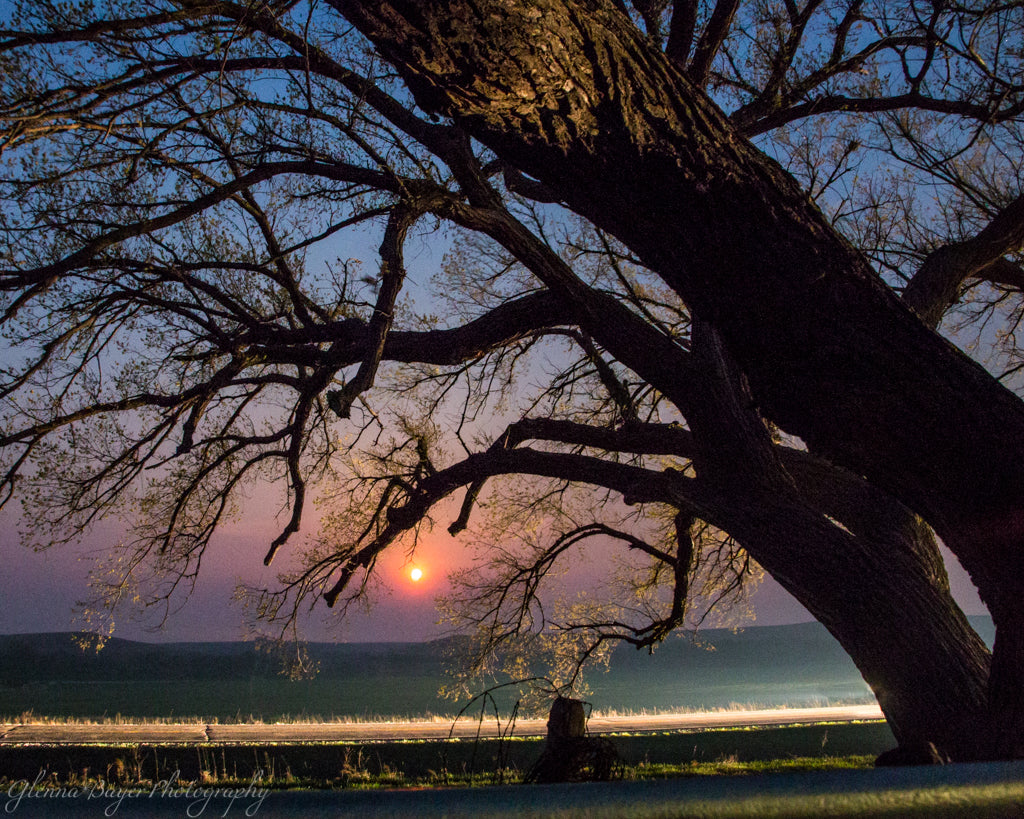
top-left (410, 567), bottom-right (423, 582)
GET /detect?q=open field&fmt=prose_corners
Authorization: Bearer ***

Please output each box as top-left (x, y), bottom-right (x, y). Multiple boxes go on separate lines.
top-left (158, 762), bottom-right (1024, 818)
top-left (3, 712), bottom-right (1015, 818)
top-left (0, 720), bottom-right (893, 786)
top-left (4, 625), bottom-right (1009, 816)
top-left (0, 704), bottom-right (885, 743)
top-left (1, 748), bottom-right (1022, 817)
top-left (3, 619), bottom-right (991, 723)
top-left (0, 622), bottom-right (934, 723)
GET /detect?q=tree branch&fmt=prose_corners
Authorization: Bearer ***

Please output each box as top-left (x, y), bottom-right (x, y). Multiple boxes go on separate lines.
top-left (665, 0), bottom-right (698, 66)
top-left (323, 446), bottom-right (690, 606)
top-left (327, 203), bottom-right (418, 419)
top-left (687, 0), bottom-right (741, 87)
top-left (0, 160), bottom-right (410, 317)
top-left (903, 192), bottom-right (1024, 329)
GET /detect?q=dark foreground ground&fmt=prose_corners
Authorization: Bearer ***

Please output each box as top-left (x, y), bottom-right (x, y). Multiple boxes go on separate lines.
top-left (0, 720), bottom-right (896, 783)
top-left (2, 718), bottom-right (1018, 817)
top-left (4, 760), bottom-right (1024, 818)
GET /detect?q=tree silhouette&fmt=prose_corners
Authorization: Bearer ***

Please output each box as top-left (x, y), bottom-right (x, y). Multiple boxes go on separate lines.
top-left (1, 0), bottom-right (1022, 758)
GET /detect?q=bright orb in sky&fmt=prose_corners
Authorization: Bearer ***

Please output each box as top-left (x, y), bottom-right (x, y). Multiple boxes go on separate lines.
top-left (410, 567), bottom-right (423, 582)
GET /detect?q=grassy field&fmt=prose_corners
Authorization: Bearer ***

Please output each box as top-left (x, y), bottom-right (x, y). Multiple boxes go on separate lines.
top-left (1, 624), bottom-right (1012, 816)
top-left (0, 721), bottom-right (892, 789)
top-left (6, 718), bottom-right (1019, 818)
top-left (0, 622), bottom-right (931, 722)
top-left (4, 724), bottom-right (1022, 819)
top-left (0, 724), bottom-right (888, 790)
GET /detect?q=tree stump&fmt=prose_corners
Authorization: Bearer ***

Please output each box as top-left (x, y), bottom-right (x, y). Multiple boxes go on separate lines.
top-left (524, 697), bottom-right (618, 783)
top-left (547, 696), bottom-right (587, 742)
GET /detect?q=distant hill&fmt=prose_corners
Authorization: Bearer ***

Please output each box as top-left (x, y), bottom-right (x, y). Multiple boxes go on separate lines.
top-left (0, 632), bottom-right (448, 686)
top-left (0, 617), bottom-right (994, 721)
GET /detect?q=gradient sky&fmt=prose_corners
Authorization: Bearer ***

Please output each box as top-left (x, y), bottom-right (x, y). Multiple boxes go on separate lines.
top-left (0, 499), bottom-right (989, 643)
top-left (0, 214), bottom-right (994, 643)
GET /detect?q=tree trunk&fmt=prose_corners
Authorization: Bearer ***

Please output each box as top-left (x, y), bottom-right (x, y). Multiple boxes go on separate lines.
top-left (752, 518), bottom-right (991, 760)
top-left (680, 320), bottom-right (991, 759)
top-left (332, 0), bottom-right (1024, 756)
top-left (526, 697), bottom-right (618, 782)
top-left (766, 536), bottom-right (988, 760)
top-left (989, 605), bottom-right (1024, 759)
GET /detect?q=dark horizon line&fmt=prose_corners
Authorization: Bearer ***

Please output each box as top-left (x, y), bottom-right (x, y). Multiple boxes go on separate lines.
top-left (0, 614), bottom-right (995, 647)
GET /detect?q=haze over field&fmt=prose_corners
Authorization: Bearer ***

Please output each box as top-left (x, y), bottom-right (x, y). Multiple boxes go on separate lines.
top-left (0, 618), bottom-right (996, 722)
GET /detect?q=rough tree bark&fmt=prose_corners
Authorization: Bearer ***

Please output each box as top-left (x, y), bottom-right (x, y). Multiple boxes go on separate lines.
top-left (331, 0), bottom-right (1024, 757)
top-left (500, 415), bottom-right (992, 758)
top-left (684, 320), bottom-right (990, 759)
top-left (435, 196), bottom-right (994, 758)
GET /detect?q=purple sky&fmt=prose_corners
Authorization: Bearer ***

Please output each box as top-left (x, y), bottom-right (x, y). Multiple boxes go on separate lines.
top-left (0, 503), bottom-right (988, 643)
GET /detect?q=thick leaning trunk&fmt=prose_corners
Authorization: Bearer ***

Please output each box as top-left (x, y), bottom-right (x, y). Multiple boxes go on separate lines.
top-left (433, 178), bottom-right (996, 757)
top-left (990, 620), bottom-right (1024, 758)
top-left (332, 0), bottom-right (1024, 756)
top-left (748, 482), bottom-right (991, 760)
top-left (680, 320), bottom-right (990, 759)
top-left (746, 518), bottom-right (990, 760)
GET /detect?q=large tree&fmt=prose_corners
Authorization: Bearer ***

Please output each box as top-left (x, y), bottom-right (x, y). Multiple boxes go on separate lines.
top-left (0, 0), bottom-right (1020, 759)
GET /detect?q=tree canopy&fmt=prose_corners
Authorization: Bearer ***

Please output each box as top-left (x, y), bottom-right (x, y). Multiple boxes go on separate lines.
top-left (1, 0), bottom-right (1023, 759)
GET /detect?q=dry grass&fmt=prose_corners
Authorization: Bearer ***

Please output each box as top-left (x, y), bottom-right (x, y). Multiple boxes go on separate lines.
top-left (3, 700), bottom-right (881, 728)
top-left (4, 709), bottom-right (479, 726)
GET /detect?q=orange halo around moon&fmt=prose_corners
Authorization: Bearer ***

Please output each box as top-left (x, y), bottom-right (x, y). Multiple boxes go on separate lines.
top-left (410, 567), bottom-right (423, 582)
